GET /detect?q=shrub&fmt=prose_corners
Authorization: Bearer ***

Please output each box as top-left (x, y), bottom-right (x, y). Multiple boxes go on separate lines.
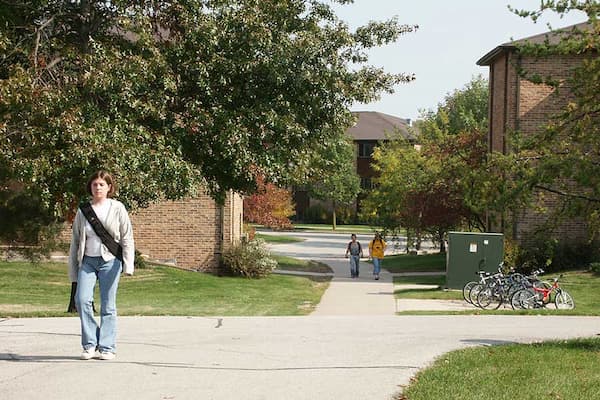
top-left (515, 236), bottom-right (600, 273)
top-left (590, 262), bottom-right (600, 274)
top-left (243, 223), bottom-right (256, 241)
top-left (335, 205), bottom-right (356, 225)
top-left (134, 250), bottom-right (147, 269)
top-left (503, 238), bottom-right (520, 270)
top-left (220, 238), bottom-right (277, 278)
top-left (303, 204), bottom-right (330, 224)
top-left (243, 175), bottom-right (295, 230)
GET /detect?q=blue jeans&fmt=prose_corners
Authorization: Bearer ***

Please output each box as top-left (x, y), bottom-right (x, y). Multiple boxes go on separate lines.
top-left (76, 256), bottom-right (122, 353)
top-left (372, 257), bottom-right (382, 275)
top-left (350, 255), bottom-right (360, 277)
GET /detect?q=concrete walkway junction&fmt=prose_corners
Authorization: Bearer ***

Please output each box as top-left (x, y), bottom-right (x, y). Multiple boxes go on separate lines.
top-left (1, 231), bottom-right (599, 400)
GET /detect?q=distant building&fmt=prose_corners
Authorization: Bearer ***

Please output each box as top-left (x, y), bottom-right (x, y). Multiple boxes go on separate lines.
top-left (294, 111), bottom-right (414, 222)
top-left (477, 22), bottom-right (591, 242)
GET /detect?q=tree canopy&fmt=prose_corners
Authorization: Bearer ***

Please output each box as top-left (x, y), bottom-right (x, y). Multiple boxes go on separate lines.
top-left (361, 76), bottom-right (488, 250)
top-left (0, 0), bottom-right (416, 245)
top-left (307, 136), bottom-right (360, 229)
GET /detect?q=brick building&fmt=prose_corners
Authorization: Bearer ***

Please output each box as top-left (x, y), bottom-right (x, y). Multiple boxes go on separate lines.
top-left (294, 111), bottom-right (414, 221)
top-left (59, 190), bottom-right (243, 272)
top-left (477, 22), bottom-right (590, 242)
top-left (130, 190), bottom-right (243, 271)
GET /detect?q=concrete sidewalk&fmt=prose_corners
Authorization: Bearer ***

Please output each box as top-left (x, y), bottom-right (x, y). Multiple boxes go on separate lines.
top-left (312, 258), bottom-right (397, 315)
top-left (2, 316), bottom-right (600, 400)
top-left (265, 231), bottom-right (472, 314)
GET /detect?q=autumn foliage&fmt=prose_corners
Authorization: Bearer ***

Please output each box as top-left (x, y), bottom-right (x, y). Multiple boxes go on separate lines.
top-left (244, 176), bottom-right (295, 230)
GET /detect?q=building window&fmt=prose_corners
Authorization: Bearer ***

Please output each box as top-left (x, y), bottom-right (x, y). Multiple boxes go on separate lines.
top-left (360, 177), bottom-right (373, 190)
top-left (358, 142), bottom-right (376, 158)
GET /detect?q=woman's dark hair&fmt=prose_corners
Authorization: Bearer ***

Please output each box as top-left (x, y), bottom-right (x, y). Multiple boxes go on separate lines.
top-left (86, 170), bottom-right (116, 197)
top-left (350, 233), bottom-right (357, 239)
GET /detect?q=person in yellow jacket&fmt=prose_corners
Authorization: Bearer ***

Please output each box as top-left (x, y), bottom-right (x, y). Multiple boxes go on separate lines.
top-left (368, 232), bottom-right (386, 280)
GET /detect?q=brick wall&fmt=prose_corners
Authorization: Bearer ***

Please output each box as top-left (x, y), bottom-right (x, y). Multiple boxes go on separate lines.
top-left (488, 53), bottom-right (508, 154)
top-left (60, 189), bottom-right (243, 272)
top-left (487, 50), bottom-right (588, 241)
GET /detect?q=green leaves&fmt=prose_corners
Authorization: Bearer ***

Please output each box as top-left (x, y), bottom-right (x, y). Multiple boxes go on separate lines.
top-left (1, 0), bottom-right (413, 247)
top-left (362, 77), bottom-right (490, 239)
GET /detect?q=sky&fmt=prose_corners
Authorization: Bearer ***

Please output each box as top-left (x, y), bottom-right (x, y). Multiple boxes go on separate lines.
top-left (330, 0), bottom-right (588, 122)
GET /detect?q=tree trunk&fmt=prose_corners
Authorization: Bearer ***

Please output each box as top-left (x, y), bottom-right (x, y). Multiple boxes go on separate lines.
top-left (332, 201), bottom-right (337, 230)
top-left (439, 230), bottom-right (446, 253)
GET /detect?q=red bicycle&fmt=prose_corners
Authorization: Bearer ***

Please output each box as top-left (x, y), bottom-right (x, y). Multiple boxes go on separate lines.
top-left (510, 275), bottom-right (575, 310)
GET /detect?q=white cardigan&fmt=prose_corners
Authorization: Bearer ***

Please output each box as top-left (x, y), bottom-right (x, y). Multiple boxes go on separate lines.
top-left (68, 199), bottom-right (135, 282)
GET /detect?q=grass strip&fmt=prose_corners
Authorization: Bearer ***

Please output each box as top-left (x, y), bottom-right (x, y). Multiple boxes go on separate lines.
top-left (0, 261), bottom-right (329, 317)
top-left (274, 255), bottom-right (333, 274)
top-left (384, 253), bottom-right (446, 273)
top-left (255, 233), bottom-right (304, 244)
top-left (394, 271), bottom-right (600, 316)
top-left (398, 337), bottom-right (600, 400)
top-left (291, 224), bottom-right (383, 234)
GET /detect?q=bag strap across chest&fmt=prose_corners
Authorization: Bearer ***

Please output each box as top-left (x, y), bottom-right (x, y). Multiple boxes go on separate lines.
top-left (80, 201), bottom-right (123, 261)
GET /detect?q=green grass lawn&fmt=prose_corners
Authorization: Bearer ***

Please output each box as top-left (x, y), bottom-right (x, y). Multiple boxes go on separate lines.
top-left (274, 255), bottom-right (333, 273)
top-left (383, 253), bottom-right (446, 273)
top-left (255, 233), bottom-right (304, 244)
top-left (291, 223), bottom-right (383, 234)
top-left (0, 261), bottom-right (329, 317)
top-left (394, 271), bottom-right (600, 316)
top-left (398, 337), bottom-right (600, 400)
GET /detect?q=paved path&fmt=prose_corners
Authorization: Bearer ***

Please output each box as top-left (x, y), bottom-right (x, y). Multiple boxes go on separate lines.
top-left (264, 230), bottom-right (399, 315)
top-left (2, 316), bottom-right (600, 400)
top-left (2, 231), bottom-right (599, 400)
top-left (264, 230), bottom-right (471, 314)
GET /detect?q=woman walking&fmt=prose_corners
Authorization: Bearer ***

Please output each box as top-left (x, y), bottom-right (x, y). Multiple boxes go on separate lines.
top-left (345, 233), bottom-right (363, 278)
top-left (68, 170), bottom-right (135, 360)
top-left (368, 232), bottom-right (387, 280)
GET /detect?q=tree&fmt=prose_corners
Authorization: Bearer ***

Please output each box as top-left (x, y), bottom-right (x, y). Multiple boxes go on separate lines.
top-left (418, 75), bottom-right (488, 136)
top-left (362, 77), bottom-right (489, 251)
top-left (243, 175), bottom-right (295, 230)
top-left (0, 0), bottom-right (416, 247)
top-left (307, 137), bottom-right (361, 230)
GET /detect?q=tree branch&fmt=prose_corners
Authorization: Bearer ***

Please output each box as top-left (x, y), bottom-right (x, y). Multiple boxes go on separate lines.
top-left (534, 184), bottom-right (600, 203)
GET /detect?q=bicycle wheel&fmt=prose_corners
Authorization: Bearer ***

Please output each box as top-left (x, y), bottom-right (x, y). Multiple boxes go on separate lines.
top-left (463, 281), bottom-right (477, 304)
top-left (507, 282), bottom-right (526, 300)
top-left (469, 283), bottom-right (484, 307)
top-left (477, 287), bottom-right (503, 310)
top-left (555, 290), bottom-right (575, 310)
top-left (511, 288), bottom-right (536, 310)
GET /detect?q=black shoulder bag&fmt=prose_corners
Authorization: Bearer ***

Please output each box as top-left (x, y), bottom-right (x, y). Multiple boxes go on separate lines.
top-left (67, 202), bottom-right (123, 313)
top-left (80, 201), bottom-right (123, 261)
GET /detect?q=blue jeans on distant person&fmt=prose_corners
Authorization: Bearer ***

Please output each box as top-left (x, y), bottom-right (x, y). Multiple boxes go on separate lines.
top-left (76, 256), bottom-right (122, 353)
top-left (372, 257), bottom-right (382, 276)
top-left (350, 255), bottom-right (360, 277)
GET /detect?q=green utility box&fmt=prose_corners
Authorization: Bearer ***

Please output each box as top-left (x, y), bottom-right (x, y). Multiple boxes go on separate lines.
top-left (446, 232), bottom-right (504, 289)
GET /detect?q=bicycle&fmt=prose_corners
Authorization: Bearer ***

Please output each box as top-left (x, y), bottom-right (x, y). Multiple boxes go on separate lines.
top-left (471, 266), bottom-right (544, 309)
top-left (510, 275), bottom-right (575, 310)
top-left (463, 270), bottom-right (492, 304)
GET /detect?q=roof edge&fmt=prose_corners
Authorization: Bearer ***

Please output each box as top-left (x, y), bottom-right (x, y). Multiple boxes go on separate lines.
top-left (476, 44), bottom-right (515, 66)
top-left (477, 21), bottom-right (591, 66)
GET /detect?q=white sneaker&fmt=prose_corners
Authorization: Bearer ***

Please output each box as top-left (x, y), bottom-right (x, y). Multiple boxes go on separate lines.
top-left (99, 351), bottom-right (115, 360)
top-left (80, 347), bottom-right (96, 360)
